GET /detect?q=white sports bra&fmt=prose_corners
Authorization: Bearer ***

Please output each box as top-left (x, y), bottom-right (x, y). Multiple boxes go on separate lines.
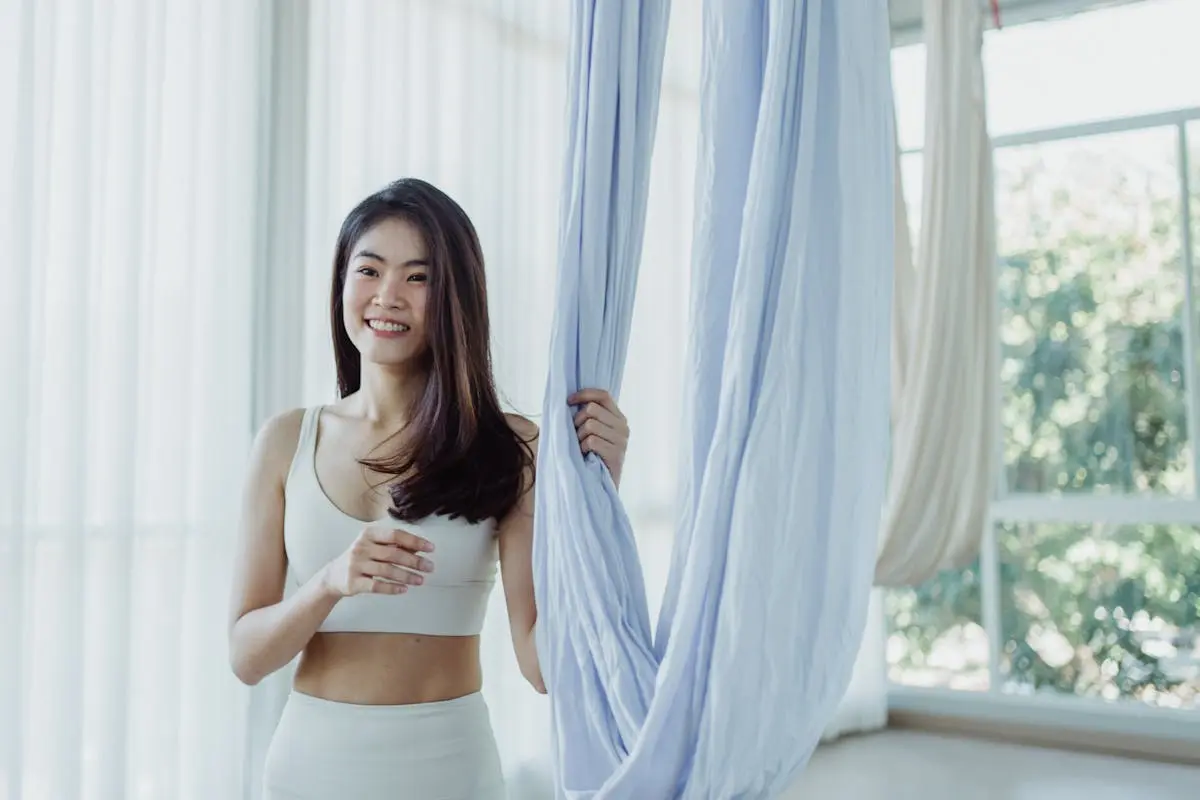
top-left (283, 406), bottom-right (499, 636)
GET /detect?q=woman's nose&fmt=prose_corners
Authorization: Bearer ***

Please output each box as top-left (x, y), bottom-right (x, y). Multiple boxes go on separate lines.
top-left (374, 273), bottom-right (409, 308)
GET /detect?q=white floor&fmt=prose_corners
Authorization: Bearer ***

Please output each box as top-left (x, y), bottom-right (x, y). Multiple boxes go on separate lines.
top-left (783, 731), bottom-right (1200, 799)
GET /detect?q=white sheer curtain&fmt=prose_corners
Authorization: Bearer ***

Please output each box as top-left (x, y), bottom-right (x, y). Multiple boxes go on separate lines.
top-left (0, 1), bottom-right (268, 799)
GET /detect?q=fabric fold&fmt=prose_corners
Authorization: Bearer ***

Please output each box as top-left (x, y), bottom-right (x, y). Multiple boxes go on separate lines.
top-left (535, 2), bottom-right (894, 796)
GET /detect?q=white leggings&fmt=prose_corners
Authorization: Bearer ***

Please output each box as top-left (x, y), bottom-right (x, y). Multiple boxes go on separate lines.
top-left (262, 690), bottom-right (506, 799)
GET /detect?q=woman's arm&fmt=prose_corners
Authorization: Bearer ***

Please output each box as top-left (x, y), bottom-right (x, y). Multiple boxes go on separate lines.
top-left (498, 391), bottom-right (630, 694)
top-left (227, 409), bottom-right (340, 686)
top-left (227, 410), bottom-right (433, 686)
top-left (497, 414), bottom-right (544, 692)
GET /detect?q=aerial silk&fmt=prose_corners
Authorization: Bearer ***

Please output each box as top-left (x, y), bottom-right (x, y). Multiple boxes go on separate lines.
top-left (533, 1), bottom-right (895, 797)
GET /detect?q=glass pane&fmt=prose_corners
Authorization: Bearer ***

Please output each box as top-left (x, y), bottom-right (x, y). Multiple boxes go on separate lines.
top-left (900, 151), bottom-right (923, 248)
top-left (997, 127), bottom-right (1189, 495)
top-left (998, 521), bottom-right (1200, 710)
top-left (886, 562), bottom-right (989, 691)
top-left (891, 42), bottom-right (925, 152)
top-left (983, 0), bottom-right (1200, 138)
top-left (632, 516), bottom-right (675, 628)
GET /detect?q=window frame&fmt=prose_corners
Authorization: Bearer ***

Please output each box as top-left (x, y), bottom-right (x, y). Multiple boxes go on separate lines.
top-left (890, 106), bottom-right (1200, 730)
top-left (889, 0), bottom-right (1150, 48)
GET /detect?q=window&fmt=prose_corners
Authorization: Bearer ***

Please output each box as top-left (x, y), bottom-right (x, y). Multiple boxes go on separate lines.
top-left (886, 560), bottom-right (988, 691)
top-left (899, 152), bottom-right (923, 246)
top-left (998, 520), bottom-right (1198, 708)
top-left (886, 0), bottom-right (1200, 712)
top-left (891, 42), bottom-right (925, 152)
top-left (996, 127), bottom-right (1187, 496)
top-left (982, 0), bottom-right (1200, 138)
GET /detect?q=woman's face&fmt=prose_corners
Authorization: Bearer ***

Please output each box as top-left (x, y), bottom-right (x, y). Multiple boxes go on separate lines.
top-left (342, 217), bottom-right (430, 369)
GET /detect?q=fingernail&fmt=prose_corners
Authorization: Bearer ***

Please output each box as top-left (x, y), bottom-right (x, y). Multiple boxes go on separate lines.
top-left (422, 558), bottom-right (435, 572)
top-left (411, 574), bottom-right (423, 585)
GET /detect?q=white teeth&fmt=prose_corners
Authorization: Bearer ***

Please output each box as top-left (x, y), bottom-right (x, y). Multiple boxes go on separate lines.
top-left (369, 320), bottom-right (409, 332)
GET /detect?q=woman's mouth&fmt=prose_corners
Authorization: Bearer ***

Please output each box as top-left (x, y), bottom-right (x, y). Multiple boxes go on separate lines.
top-left (367, 319), bottom-right (410, 337)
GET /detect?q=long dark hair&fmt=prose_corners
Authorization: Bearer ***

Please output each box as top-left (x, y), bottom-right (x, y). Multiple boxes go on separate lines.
top-left (330, 178), bottom-right (534, 524)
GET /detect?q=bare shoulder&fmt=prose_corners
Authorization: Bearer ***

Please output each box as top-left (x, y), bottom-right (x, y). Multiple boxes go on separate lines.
top-left (249, 407), bottom-right (307, 482)
top-left (504, 413), bottom-right (540, 443)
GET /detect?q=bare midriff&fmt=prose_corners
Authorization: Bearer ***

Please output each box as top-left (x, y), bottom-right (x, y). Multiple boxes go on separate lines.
top-left (292, 632), bottom-right (481, 705)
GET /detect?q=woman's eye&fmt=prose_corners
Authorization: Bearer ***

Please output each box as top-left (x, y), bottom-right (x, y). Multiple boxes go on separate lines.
top-left (356, 266), bottom-right (378, 277)
top-left (409, 273), bottom-right (428, 283)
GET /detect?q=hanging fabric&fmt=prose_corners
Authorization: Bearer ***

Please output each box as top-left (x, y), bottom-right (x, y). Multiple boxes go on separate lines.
top-left (875, 0), bottom-right (997, 586)
top-left (534, 1), bottom-right (895, 797)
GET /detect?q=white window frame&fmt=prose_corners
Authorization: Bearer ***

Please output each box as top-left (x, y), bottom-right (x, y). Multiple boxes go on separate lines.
top-left (890, 107), bottom-right (1200, 740)
top-left (890, 0), bottom-right (1149, 46)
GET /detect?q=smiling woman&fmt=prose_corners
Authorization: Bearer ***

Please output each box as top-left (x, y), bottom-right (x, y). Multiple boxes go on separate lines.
top-left (347, 227), bottom-right (428, 344)
top-left (227, 177), bottom-right (632, 799)
top-left (326, 180), bottom-right (532, 527)
top-left (344, 228), bottom-right (426, 364)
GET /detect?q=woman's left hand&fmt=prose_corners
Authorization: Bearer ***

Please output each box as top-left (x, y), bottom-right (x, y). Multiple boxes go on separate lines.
top-left (569, 388), bottom-right (630, 487)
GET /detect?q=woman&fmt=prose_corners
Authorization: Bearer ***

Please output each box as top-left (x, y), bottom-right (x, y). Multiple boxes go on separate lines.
top-left (228, 178), bottom-right (630, 799)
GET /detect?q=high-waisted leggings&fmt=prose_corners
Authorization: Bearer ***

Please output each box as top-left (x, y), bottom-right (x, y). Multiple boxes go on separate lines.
top-left (261, 690), bottom-right (506, 799)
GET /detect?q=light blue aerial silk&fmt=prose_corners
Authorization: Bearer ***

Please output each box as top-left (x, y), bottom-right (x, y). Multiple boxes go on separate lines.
top-left (532, 1), bottom-right (895, 797)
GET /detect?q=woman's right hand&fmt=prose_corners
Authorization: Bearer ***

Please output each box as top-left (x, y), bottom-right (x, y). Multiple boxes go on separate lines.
top-left (320, 526), bottom-right (436, 597)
